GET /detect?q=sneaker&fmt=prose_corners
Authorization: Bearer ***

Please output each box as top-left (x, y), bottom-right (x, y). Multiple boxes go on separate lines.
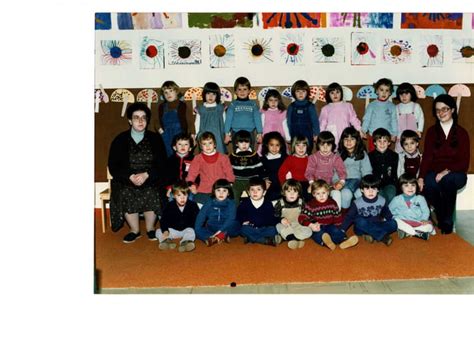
top-left (147, 230), bottom-right (157, 241)
top-left (362, 234), bottom-right (374, 244)
top-left (205, 236), bottom-right (218, 247)
top-left (297, 240), bottom-right (305, 249)
top-left (214, 231), bottom-right (226, 241)
top-left (415, 231), bottom-right (429, 241)
top-left (264, 237), bottom-right (277, 246)
top-left (178, 240), bottom-right (195, 252)
top-left (321, 233), bottom-right (336, 251)
top-left (274, 234), bottom-right (282, 245)
top-left (123, 232), bottom-right (141, 244)
top-left (339, 235), bottom-right (359, 250)
top-left (381, 233), bottom-right (393, 246)
top-left (288, 240), bottom-right (299, 250)
top-left (397, 229), bottom-right (408, 239)
top-left (159, 238), bottom-right (176, 250)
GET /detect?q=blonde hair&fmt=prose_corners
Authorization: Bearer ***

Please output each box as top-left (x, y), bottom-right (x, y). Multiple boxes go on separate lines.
top-left (310, 179), bottom-right (331, 194)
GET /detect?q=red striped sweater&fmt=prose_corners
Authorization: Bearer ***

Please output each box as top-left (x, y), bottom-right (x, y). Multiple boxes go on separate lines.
top-left (298, 197), bottom-right (342, 226)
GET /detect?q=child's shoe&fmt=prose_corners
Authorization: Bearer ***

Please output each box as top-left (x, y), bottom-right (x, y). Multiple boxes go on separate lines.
top-left (415, 231), bottom-right (429, 241)
top-left (339, 235), bottom-right (359, 249)
top-left (159, 238), bottom-right (176, 250)
top-left (381, 233), bottom-right (393, 246)
top-left (205, 236), bottom-right (219, 247)
top-left (297, 240), bottom-right (305, 249)
top-left (322, 233), bottom-right (336, 251)
top-left (397, 229), bottom-right (408, 239)
top-left (362, 234), bottom-right (374, 243)
top-left (178, 240), bottom-right (195, 252)
top-left (274, 234), bottom-right (282, 245)
top-left (288, 240), bottom-right (299, 250)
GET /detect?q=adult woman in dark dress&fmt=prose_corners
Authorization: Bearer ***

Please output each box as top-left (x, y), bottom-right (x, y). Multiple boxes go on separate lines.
top-left (108, 102), bottom-right (167, 243)
top-left (418, 94), bottom-right (470, 234)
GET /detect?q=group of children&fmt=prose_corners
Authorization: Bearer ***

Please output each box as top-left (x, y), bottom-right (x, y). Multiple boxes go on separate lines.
top-left (128, 76), bottom-right (436, 252)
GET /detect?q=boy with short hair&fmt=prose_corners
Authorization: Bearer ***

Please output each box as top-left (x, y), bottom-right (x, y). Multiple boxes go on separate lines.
top-left (224, 76), bottom-right (263, 148)
top-left (397, 129), bottom-right (422, 178)
top-left (339, 174), bottom-right (397, 246)
top-left (237, 177), bottom-right (281, 246)
top-left (368, 127), bottom-right (399, 204)
top-left (156, 182), bottom-right (200, 252)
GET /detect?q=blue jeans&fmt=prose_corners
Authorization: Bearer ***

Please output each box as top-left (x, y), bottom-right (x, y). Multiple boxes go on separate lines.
top-left (240, 225), bottom-right (277, 244)
top-left (341, 178), bottom-right (362, 209)
top-left (423, 171), bottom-right (467, 233)
top-left (195, 221), bottom-right (241, 242)
top-left (311, 224), bottom-right (346, 245)
top-left (379, 185), bottom-right (396, 204)
top-left (354, 217), bottom-right (397, 241)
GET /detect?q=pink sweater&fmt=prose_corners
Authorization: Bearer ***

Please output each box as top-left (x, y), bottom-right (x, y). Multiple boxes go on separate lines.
top-left (305, 151), bottom-right (347, 184)
top-left (319, 102), bottom-right (361, 146)
top-left (186, 153), bottom-right (235, 193)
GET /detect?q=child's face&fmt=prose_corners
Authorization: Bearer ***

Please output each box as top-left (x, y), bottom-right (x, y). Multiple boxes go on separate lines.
top-left (376, 85), bottom-right (391, 101)
top-left (235, 85), bottom-right (250, 99)
top-left (205, 92), bottom-right (217, 104)
top-left (284, 188), bottom-right (299, 203)
top-left (399, 92), bottom-right (412, 104)
top-left (361, 187), bottom-right (378, 200)
top-left (174, 191), bottom-right (188, 207)
top-left (329, 89), bottom-right (342, 103)
top-left (267, 96), bottom-right (279, 109)
top-left (295, 89), bottom-right (307, 101)
top-left (343, 136), bottom-right (356, 152)
top-left (318, 142), bottom-right (333, 156)
top-left (173, 139), bottom-right (191, 155)
top-left (237, 141), bottom-right (250, 152)
top-left (294, 142), bottom-right (307, 157)
top-left (401, 182), bottom-right (417, 197)
top-left (163, 88), bottom-right (178, 102)
top-left (375, 137), bottom-right (390, 153)
top-left (129, 110), bottom-right (148, 132)
top-left (312, 187), bottom-right (329, 203)
top-left (268, 139), bottom-right (281, 155)
top-left (215, 187), bottom-right (229, 201)
top-left (402, 138), bottom-right (418, 155)
top-left (200, 139), bottom-right (216, 154)
top-left (249, 185), bottom-right (265, 201)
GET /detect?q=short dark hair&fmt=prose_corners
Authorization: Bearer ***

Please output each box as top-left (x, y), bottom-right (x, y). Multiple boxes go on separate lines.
top-left (234, 76), bottom-right (251, 90)
top-left (212, 179), bottom-right (234, 199)
top-left (234, 130), bottom-right (251, 143)
top-left (396, 82), bottom-right (418, 102)
top-left (398, 173), bottom-right (419, 194)
top-left (172, 132), bottom-right (194, 147)
top-left (248, 176), bottom-right (266, 191)
top-left (198, 131), bottom-right (216, 145)
top-left (202, 82), bottom-right (221, 104)
top-left (325, 82), bottom-right (344, 103)
top-left (291, 80), bottom-right (310, 99)
top-left (360, 174), bottom-right (381, 190)
top-left (400, 129), bottom-right (419, 145)
top-left (372, 127), bottom-right (391, 142)
top-left (172, 180), bottom-right (190, 196)
top-left (126, 102), bottom-right (152, 122)
top-left (373, 78), bottom-right (393, 94)
top-left (316, 131), bottom-right (336, 152)
top-left (281, 179), bottom-right (302, 196)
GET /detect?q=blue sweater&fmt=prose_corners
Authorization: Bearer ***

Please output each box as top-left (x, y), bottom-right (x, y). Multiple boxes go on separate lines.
top-left (224, 99), bottom-right (262, 134)
top-left (388, 194), bottom-right (430, 222)
top-left (342, 152), bottom-right (372, 179)
top-left (237, 198), bottom-right (279, 227)
top-left (194, 198), bottom-right (237, 232)
top-left (339, 195), bottom-right (393, 232)
top-left (362, 99), bottom-right (398, 136)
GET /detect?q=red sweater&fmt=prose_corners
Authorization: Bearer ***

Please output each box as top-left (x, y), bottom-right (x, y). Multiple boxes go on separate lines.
top-left (298, 198), bottom-right (342, 226)
top-left (186, 152), bottom-right (235, 193)
top-left (278, 155), bottom-right (309, 184)
top-left (419, 124), bottom-right (470, 178)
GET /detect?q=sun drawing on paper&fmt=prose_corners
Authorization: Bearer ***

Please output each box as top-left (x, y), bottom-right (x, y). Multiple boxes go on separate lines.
top-left (100, 40), bottom-right (132, 65)
top-left (140, 37), bottom-right (164, 69)
top-left (209, 34), bottom-right (235, 68)
top-left (168, 39), bottom-right (202, 65)
top-left (382, 39), bottom-right (412, 64)
top-left (242, 37), bottom-right (274, 63)
top-left (280, 34), bottom-right (304, 65)
top-left (312, 37), bottom-right (345, 63)
top-left (351, 32), bottom-right (376, 65)
top-left (452, 38), bottom-right (474, 63)
top-left (420, 35), bottom-right (443, 67)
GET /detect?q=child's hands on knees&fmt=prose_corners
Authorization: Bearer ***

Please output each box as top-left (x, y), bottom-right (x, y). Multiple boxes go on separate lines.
top-left (333, 181), bottom-right (345, 191)
top-left (281, 218), bottom-right (290, 226)
top-left (256, 133), bottom-right (263, 144)
top-left (189, 185), bottom-right (198, 194)
top-left (162, 231), bottom-right (169, 240)
top-left (309, 223), bottom-right (320, 232)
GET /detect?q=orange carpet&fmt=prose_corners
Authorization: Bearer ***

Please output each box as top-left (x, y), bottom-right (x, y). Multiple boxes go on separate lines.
top-left (94, 209), bottom-right (474, 289)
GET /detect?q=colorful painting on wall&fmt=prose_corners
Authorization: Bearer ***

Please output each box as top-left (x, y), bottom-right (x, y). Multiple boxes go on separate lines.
top-left (100, 40), bottom-right (132, 65)
top-left (382, 39), bottom-right (412, 64)
top-left (242, 37), bottom-right (274, 63)
top-left (188, 13), bottom-right (254, 28)
top-left (312, 37), bottom-right (345, 63)
top-left (280, 34), bottom-right (305, 65)
top-left (209, 34), bottom-right (235, 68)
top-left (117, 13), bottom-right (182, 29)
top-left (140, 37), bottom-right (165, 69)
top-left (329, 13), bottom-right (393, 28)
top-left (168, 39), bottom-right (202, 65)
top-left (452, 39), bottom-right (474, 63)
top-left (420, 35), bottom-right (443, 68)
top-left (95, 13), bottom-right (111, 30)
top-left (262, 13), bottom-right (326, 29)
top-left (401, 13), bottom-right (463, 29)
top-left (351, 32), bottom-right (377, 65)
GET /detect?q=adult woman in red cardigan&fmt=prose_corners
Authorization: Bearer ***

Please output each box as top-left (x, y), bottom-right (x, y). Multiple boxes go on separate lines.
top-left (418, 94), bottom-right (470, 234)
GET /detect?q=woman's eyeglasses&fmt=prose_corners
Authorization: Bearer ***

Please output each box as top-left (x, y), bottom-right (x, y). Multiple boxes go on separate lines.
top-left (435, 107), bottom-right (451, 114)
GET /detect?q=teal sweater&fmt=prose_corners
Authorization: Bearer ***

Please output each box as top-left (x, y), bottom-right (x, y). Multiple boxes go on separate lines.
top-left (362, 99), bottom-right (398, 136)
top-left (224, 99), bottom-right (262, 134)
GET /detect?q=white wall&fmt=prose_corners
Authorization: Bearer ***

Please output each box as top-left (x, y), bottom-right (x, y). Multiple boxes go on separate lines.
top-left (95, 13), bottom-right (474, 88)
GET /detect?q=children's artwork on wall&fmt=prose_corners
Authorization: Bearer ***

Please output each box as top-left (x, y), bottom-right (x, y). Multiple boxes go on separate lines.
top-left (117, 13), bottom-right (182, 29)
top-left (156, 13), bottom-right (183, 29)
top-left (420, 35), bottom-right (443, 68)
top-left (209, 34), bottom-right (235, 68)
top-left (188, 13), bottom-right (254, 28)
top-left (401, 13), bottom-right (463, 29)
top-left (452, 38), bottom-right (474, 63)
top-left (351, 32), bottom-right (377, 65)
top-left (262, 13), bottom-right (326, 29)
top-left (282, 86), bottom-right (294, 101)
top-left (382, 39), bottom-right (412, 64)
top-left (139, 37), bottom-right (164, 69)
top-left (95, 13), bottom-right (111, 30)
top-left (329, 13), bottom-right (393, 28)
top-left (100, 40), bottom-right (132, 65)
top-left (137, 89), bottom-right (159, 109)
top-left (242, 37), bottom-right (274, 63)
top-left (220, 88), bottom-right (233, 103)
top-left (111, 89), bottom-right (135, 117)
top-left (312, 37), bottom-right (345, 63)
top-left (168, 40), bottom-right (202, 65)
top-left (280, 34), bottom-right (304, 66)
